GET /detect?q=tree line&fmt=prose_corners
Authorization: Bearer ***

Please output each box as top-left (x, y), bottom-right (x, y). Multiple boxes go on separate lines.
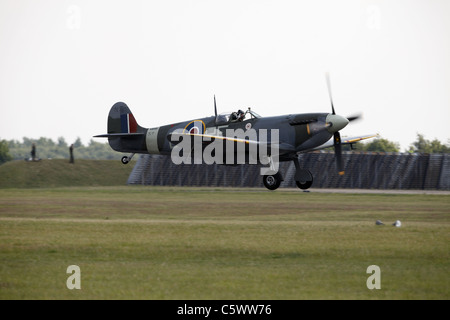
top-left (0, 137), bottom-right (123, 164)
top-left (347, 134), bottom-right (450, 153)
top-left (0, 134), bottom-right (449, 165)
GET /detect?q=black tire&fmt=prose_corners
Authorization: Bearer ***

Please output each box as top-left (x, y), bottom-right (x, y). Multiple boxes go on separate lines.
top-left (121, 156), bottom-right (129, 165)
top-left (295, 169), bottom-right (313, 190)
top-left (296, 179), bottom-right (313, 190)
top-left (263, 172), bottom-right (282, 190)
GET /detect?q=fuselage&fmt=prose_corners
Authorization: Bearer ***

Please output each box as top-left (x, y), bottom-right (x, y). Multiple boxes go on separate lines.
top-left (102, 100), bottom-right (349, 163)
top-left (140, 112), bottom-right (339, 161)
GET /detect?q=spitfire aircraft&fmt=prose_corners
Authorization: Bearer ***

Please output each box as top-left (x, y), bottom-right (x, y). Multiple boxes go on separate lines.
top-left (95, 75), bottom-right (377, 190)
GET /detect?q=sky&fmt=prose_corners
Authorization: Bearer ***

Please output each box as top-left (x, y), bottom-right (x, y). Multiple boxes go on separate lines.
top-left (0, 0), bottom-right (449, 151)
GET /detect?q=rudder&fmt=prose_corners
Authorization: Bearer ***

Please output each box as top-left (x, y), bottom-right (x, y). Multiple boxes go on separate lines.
top-left (108, 102), bottom-right (142, 134)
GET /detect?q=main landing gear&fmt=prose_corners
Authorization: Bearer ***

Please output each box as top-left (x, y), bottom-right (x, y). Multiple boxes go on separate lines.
top-left (293, 157), bottom-right (313, 190)
top-left (262, 157), bottom-right (313, 191)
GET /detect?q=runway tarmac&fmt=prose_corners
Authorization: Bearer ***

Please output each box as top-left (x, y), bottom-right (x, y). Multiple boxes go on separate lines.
top-left (298, 188), bottom-right (450, 195)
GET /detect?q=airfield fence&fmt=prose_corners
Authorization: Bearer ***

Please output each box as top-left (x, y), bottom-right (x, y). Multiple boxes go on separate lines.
top-left (127, 152), bottom-right (450, 190)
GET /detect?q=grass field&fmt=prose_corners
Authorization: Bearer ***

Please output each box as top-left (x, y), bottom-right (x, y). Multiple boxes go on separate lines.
top-left (0, 159), bottom-right (133, 188)
top-left (0, 186), bottom-right (449, 299)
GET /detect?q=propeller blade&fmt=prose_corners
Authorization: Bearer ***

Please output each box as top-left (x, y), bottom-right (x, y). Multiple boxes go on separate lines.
top-left (334, 132), bottom-right (344, 175)
top-left (325, 72), bottom-right (336, 115)
top-left (347, 113), bottom-right (362, 122)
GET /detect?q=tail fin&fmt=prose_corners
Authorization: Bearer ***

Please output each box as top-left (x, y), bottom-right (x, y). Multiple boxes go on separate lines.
top-left (94, 102), bottom-right (147, 153)
top-left (106, 102), bottom-right (144, 135)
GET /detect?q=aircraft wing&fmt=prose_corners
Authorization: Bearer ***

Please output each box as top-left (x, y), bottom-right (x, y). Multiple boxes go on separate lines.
top-left (168, 132), bottom-right (255, 145)
top-left (305, 133), bottom-right (380, 152)
top-left (168, 132), bottom-right (296, 155)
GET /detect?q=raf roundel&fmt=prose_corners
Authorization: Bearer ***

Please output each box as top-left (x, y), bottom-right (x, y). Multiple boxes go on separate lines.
top-left (189, 127), bottom-right (199, 134)
top-left (184, 120), bottom-right (205, 135)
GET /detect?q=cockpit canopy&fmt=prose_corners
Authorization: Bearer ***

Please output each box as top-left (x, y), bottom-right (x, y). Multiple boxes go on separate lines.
top-left (215, 108), bottom-right (261, 125)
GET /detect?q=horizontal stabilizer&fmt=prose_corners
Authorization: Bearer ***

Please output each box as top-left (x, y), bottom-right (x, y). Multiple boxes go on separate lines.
top-left (94, 133), bottom-right (145, 138)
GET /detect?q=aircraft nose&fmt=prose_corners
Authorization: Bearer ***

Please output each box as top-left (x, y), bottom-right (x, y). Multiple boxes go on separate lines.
top-left (326, 114), bottom-right (349, 133)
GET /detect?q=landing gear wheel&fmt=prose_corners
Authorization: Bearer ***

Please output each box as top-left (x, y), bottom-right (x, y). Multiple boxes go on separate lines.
top-left (121, 156), bottom-right (130, 165)
top-left (295, 169), bottom-right (313, 190)
top-left (263, 172), bottom-right (282, 190)
top-left (296, 179), bottom-right (313, 190)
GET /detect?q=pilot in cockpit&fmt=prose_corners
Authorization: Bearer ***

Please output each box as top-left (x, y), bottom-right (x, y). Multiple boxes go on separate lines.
top-left (230, 109), bottom-right (245, 122)
top-left (237, 109), bottom-right (245, 121)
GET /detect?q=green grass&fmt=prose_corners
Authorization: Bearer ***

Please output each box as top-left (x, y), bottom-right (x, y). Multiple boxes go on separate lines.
top-left (0, 187), bottom-right (449, 299)
top-left (0, 159), bottom-right (133, 188)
